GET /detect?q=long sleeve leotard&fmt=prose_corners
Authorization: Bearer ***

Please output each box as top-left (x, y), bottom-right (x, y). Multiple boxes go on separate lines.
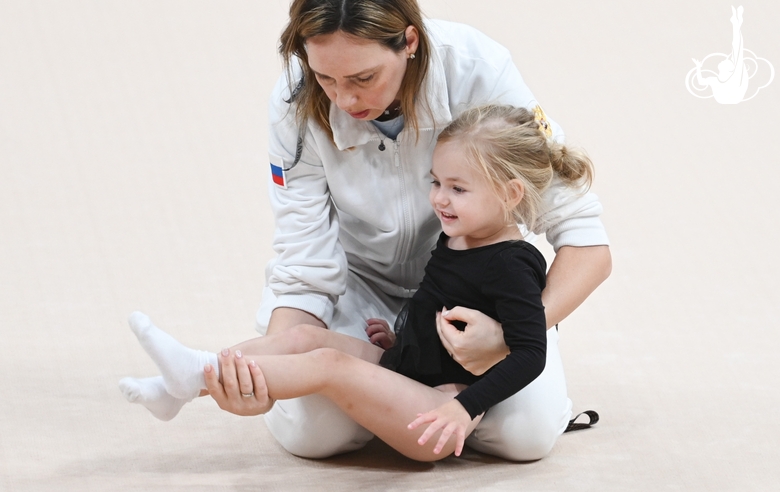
top-left (380, 233), bottom-right (548, 419)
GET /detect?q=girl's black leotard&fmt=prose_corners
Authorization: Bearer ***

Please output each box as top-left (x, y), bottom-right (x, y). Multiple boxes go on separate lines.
top-left (380, 233), bottom-right (548, 419)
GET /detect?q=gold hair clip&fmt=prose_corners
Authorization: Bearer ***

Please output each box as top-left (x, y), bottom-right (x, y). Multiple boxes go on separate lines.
top-left (533, 105), bottom-right (553, 139)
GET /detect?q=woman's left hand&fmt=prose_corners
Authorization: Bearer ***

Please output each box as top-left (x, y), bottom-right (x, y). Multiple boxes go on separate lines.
top-left (204, 349), bottom-right (274, 416)
top-left (436, 308), bottom-right (509, 376)
top-left (408, 399), bottom-right (471, 456)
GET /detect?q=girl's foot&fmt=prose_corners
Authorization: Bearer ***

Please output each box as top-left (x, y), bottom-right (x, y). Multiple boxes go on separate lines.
top-left (119, 376), bottom-right (188, 421)
top-left (128, 311), bottom-right (217, 400)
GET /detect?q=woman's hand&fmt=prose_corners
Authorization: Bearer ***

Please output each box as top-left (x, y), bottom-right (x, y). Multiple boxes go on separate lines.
top-left (436, 308), bottom-right (509, 376)
top-left (365, 318), bottom-right (395, 349)
top-left (408, 399), bottom-right (472, 456)
top-left (204, 348), bottom-right (275, 416)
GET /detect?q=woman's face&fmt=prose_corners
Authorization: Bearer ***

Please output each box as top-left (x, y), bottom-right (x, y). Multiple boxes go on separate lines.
top-left (306, 28), bottom-right (418, 121)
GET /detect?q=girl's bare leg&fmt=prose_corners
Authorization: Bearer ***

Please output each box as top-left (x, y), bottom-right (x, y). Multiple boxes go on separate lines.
top-left (247, 348), bottom-right (482, 462)
top-left (122, 313), bottom-right (383, 418)
top-left (127, 313), bottom-right (383, 397)
top-left (123, 313), bottom-right (479, 460)
top-left (230, 324), bottom-right (383, 364)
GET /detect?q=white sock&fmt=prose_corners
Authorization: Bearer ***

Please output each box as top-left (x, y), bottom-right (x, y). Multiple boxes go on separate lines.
top-left (119, 376), bottom-right (188, 421)
top-left (128, 311), bottom-right (218, 400)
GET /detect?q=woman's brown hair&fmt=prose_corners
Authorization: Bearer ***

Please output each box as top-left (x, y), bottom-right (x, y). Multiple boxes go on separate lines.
top-left (279, 0), bottom-right (431, 142)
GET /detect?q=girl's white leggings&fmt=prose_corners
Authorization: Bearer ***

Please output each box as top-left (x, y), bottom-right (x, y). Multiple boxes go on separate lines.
top-left (255, 273), bottom-right (572, 461)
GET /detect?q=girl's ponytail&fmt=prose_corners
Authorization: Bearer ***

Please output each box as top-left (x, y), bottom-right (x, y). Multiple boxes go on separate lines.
top-left (549, 143), bottom-right (594, 189)
top-left (438, 104), bottom-right (595, 233)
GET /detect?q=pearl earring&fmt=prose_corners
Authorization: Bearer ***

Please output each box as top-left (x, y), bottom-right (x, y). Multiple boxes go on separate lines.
top-left (409, 53), bottom-right (416, 60)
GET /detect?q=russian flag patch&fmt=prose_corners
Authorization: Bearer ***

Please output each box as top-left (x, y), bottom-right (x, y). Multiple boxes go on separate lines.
top-left (270, 157), bottom-right (287, 189)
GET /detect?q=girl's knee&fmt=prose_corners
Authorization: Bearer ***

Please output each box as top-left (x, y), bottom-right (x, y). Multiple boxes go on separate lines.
top-left (309, 345), bottom-right (339, 358)
top-left (284, 324), bottom-right (327, 353)
top-left (306, 347), bottom-right (355, 377)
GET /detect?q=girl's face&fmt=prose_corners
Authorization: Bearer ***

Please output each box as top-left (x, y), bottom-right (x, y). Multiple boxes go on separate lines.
top-left (430, 141), bottom-right (522, 250)
top-left (305, 28), bottom-right (418, 120)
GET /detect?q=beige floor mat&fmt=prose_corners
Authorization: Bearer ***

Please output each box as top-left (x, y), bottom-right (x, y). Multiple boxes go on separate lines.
top-left (2, 1), bottom-right (779, 490)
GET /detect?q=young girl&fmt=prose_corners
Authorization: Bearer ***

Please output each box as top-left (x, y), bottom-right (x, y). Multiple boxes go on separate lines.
top-left (120, 104), bottom-right (593, 461)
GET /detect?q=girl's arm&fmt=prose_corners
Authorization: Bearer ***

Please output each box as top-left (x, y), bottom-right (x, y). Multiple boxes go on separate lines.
top-left (438, 244), bottom-right (611, 375)
top-left (451, 247), bottom-right (548, 418)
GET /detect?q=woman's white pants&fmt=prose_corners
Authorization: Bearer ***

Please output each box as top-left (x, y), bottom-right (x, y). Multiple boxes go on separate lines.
top-left (255, 274), bottom-right (572, 461)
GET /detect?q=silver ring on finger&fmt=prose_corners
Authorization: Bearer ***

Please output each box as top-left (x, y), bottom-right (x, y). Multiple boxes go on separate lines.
top-left (241, 392), bottom-right (254, 398)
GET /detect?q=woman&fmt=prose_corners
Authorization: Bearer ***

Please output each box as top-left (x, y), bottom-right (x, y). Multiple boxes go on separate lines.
top-left (205, 0), bottom-right (611, 461)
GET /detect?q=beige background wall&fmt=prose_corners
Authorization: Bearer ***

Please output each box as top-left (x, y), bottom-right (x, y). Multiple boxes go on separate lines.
top-left (1, 1), bottom-right (778, 490)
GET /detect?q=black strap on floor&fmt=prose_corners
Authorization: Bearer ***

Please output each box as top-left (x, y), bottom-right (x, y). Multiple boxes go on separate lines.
top-left (564, 410), bottom-right (599, 433)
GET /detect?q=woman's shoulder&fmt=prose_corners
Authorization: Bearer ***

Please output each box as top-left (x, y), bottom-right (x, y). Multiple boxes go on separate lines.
top-left (269, 63), bottom-right (304, 111)
top-left (425, 19), bottom-right (511, 59)
top-left (423, 19), bottom-right (536, 114)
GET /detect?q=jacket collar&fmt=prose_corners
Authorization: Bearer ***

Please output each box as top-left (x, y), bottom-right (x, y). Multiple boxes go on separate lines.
top-left (330, 48), bottom-right (453, 151)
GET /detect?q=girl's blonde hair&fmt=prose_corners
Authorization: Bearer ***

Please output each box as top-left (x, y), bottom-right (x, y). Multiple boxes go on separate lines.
top-left (437, 105), bottom-right (594, 232)
top-left (280, 0), bottom-right (431, 143)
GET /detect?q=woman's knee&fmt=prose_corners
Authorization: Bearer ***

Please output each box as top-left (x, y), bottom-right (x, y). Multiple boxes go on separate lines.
top-left (264, 395), bottom-right (373, 458)
top-left (472, 419), bottom-right (560, 461)
top-left (467, 404), bottom-right (567, 461)
top-left (500, 423), bottom-right (559, 461)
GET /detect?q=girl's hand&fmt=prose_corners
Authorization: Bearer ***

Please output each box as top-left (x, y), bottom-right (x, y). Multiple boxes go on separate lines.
top-left (365, 318), bottom-right (395, 349)
top-left (436, 308), bottom-right (509, 376)
top-left (408, 399), bottom-right (471, 456)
